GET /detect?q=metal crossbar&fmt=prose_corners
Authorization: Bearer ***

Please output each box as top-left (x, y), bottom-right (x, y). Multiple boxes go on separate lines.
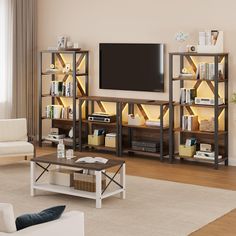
top-left (35, 163), bottom-right (51, 182)
top-left (101, 165), bottom-right (123, 194)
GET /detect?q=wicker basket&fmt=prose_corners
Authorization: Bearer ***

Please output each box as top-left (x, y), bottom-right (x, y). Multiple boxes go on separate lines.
top-left (74, 172), bottom-right (106, 192)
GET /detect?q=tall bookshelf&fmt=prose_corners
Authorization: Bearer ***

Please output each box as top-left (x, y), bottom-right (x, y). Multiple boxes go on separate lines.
top-left (169, 52), bottom-right (228, 169)
top-left (38, 50), bottom-right (89, 150)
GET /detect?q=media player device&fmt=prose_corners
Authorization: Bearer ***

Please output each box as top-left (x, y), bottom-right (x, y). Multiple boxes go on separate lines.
top-left (195, 97), bottom-right (224, 105)
top-left (88, 112), bottom-right (116, 123)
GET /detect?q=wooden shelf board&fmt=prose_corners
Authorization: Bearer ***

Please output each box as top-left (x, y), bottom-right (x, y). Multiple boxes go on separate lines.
top-left (123, 148), bottom-right (162, 157)
top-left (41, 117), bottom-right (79, 122)
top-left (169, 52), bottom-right (228, 56)
top-left (41, 50), bottom-right (89, 53)
top-left (42, 72), bottom-right (88, 76)
top-left (42, 138), bottom-right (78, 146)
top-left (174, 102), bottom-right (227, 108)
top-left (174, 154), bottom-right (227, 164)
top-left (172, 77), bottom-right (227, 82)
top-left (82, 119), bottom-right (116, 126)
top-left (122, 122), bottom-right (169, 130)
top-left (41, 94), bottom-right (79, 99)
top-left (174, 128), bottom-right (227, 135)
top-left (80, 96), bottom-right (169, 105)
top-left (83, 143), bottom-right (116, 151)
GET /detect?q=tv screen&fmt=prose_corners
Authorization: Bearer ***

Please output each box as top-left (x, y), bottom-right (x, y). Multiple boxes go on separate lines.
top-left (99, 43), bottom-right (164, 92)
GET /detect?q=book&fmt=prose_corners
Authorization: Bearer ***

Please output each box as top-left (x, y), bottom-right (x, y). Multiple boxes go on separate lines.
top-left (180, 88), bottom-right (186, 104)
top-left (46, 105), bottom-right (63, 119)
top-left (180, 88), bottom-right (196, 104)
top-left (187, 115), bottom-right (199, 131)
top-left (179, 73), bottom-right (194, 78)
top-left (186, 88), bottom-right (197, 104)
top-left (106, 133), bottom-right (117, 137)
top-left (76, 157), bottom-right (108, 164)
top-left (182, 115), bottom-right (198, 131)
top-left (185, 138), bottom-right (197, 147)
top-left (182, 115), bottom-right (188, 130)
top-left (196, 62), bottom-right (224, 80)
top-left (194, 154), bottom-right (222, 160)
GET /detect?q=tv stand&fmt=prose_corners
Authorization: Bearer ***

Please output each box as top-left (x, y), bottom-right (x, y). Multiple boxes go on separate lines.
top-left (78, 96), bottom-right (170, 160)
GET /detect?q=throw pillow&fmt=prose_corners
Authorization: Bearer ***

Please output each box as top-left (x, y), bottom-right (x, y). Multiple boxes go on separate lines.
top-left (0, 203), bottom-right (17, 233)
top-left (15, 205), bottom-right (66, 231)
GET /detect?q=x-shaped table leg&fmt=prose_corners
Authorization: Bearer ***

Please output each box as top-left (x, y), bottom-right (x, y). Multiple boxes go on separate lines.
top-left (35, 163), bottom-right (51, 182)
top-left (102, 164), bottom-right (123, 194)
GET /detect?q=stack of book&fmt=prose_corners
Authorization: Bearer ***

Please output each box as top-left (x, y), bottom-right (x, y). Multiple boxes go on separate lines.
top-left (196, 63), bottom-right (224, 80)
top-left (46, 105), bottom-right (79, 120)
top-left (46, 105), bottom-right (63, 119)
top-left (182, 115), bottom-right (199, 131)
top-left (180, 88), bottom-right (197, 104)
top-left (50, 81), bottom-right (64, 96)
top-left (50, 81), bottom-right (77, 97)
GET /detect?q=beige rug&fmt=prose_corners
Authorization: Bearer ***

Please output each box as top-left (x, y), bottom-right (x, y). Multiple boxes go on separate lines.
top-left (1, 162), bottom-right (236, 236)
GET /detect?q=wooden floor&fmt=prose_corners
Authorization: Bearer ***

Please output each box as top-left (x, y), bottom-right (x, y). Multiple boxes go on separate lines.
top-left (6, 146), bottom-right (236, 235)
top-left (190, 209), bottom-right (236, 236)
top-left (36, 146), bottom-right (236, 191)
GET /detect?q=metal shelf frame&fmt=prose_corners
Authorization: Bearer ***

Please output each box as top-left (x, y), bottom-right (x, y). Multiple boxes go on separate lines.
top-left (38, 50), bottom-right (89, 150)
top-left (169, 52), bottom-right (229, 169)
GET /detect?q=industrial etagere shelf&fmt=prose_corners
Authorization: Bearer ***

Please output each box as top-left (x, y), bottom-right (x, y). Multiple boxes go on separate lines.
top-left (76, 96), bottom-right (169, 160)
top-left (169, 52), bottom-right (229, 169)
top-left (120, 98), bottom-right (169, 161)
top-left (78, 96), bottom-right (121, 156)
top-left (38, 49), bottom-right (89, 150)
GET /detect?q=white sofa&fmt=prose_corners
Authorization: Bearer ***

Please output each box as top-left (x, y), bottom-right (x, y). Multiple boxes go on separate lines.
top-left (0, 204), bottom-right (84, 236)
top-left (0, 119), bottom-right (34, 159)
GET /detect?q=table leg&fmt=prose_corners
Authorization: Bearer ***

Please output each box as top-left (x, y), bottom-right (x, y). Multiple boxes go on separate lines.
top-left (120, 163), bottom-right (126, 199)
top-left (30, 161), bottom-right (36, 196)
top-left (95, 170), bottom-right (102, 208)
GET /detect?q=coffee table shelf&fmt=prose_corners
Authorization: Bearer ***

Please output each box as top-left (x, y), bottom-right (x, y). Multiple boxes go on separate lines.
top-left (31, 154), bottom-right (126, 208)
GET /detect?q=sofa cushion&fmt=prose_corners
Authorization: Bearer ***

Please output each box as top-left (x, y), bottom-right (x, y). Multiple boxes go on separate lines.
top-left (15, 206), bottom-right (66, 231)
top-left (0, 141), bottom-right (34, 157)
top-left (0, 203), bottom-right (17, 233)
top-left (0, 119), bottom-right (27, 142)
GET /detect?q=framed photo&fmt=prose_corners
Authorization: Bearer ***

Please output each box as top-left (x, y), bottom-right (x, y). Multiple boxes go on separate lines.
top-left (57, 36), bottom-right (67, 49)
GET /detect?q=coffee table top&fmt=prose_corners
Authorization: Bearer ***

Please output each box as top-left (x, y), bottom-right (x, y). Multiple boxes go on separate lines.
top-left (31, 154), bottom-right (125, 171)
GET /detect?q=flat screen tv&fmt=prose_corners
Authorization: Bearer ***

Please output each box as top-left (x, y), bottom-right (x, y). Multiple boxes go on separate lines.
top-left (99, 43), bottom-right (164, 92)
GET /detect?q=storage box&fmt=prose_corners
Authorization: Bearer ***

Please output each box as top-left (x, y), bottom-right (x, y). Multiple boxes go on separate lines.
top-left (179, 145), bottom-right (196, 158)
top-left (88, 134), bottom-right (105, 146)
top-left (199, 118), bottom-right (214, 132)
top-left (200, 143), bottom-right (212, 152)
top-left (132, 140), bottom-right (160, 153)
top-left (74, 172), bottom-right (106, 192)
top-left (105, 135), bottom-right (116, 148)
top-left (49, 169), bottom-right (75, 187)
top-left (128, 114), bottom-right (145, 126)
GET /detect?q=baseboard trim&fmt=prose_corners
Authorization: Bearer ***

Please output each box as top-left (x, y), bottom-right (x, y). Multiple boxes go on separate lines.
top-left (228, 158), bottom-right (236, 166)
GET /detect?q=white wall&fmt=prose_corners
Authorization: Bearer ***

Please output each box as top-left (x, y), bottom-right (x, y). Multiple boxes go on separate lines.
top-left (37, 0), bottom-right (236, 165)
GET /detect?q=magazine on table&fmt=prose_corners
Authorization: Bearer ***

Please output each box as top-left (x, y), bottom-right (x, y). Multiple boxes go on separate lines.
top-left (76, 157), bottom-right (108, 164)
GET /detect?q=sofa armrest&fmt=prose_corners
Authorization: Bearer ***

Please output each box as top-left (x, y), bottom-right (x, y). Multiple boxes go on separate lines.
top-left (13, 211), bottom-right (84, 236)
top-left (27, 135), bottom-right (36, 157)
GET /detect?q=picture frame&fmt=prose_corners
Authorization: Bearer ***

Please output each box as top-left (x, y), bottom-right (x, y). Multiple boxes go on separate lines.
top-left (57, 36), bottom-right (67, 49)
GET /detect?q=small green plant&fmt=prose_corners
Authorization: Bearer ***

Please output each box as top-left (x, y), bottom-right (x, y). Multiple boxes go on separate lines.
top-left (231, 93), bottom-right (236, 103)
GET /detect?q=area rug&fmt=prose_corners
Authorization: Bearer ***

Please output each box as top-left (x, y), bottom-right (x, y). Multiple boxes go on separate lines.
top-left (1, 162), bottom-right (236, 236)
